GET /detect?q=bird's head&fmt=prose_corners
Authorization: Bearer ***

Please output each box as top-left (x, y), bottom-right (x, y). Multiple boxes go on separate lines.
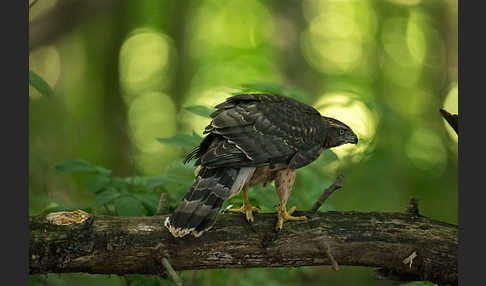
top-left (322, 116), bottom-right (358, 148)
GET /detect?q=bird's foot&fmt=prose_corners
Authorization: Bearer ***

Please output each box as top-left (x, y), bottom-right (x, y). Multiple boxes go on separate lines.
top-left (276, 205), bottom-right (307, 231)
top-left (227, 204), bottom-right (259, 222)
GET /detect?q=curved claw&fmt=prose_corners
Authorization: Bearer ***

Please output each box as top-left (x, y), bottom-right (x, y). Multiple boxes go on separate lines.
top-left (276, 205), bottom-right (308, 231)
top-left (227, 204), bottom-right (259, 222)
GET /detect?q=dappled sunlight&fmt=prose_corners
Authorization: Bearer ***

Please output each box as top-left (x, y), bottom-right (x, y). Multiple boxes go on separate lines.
top-left (128, 92), bottom-right (177, 174)
top-left (119, 28), bottom-right (173, 102)
top-left (187, 0), bottom-right (273, 55)
top-left (382, 17), bottom-right (421, 66)
top-left (29, 45), bottom-right (61, 99)
top-left (381, 17), bottom-right (424, 87)
top-left (407, 13), bottom-right (427, 64)
top-left (408, 11), bottom-right (446, 69)
top-left (301, 0), bottom-right (376, 75)
top-left (187, 56), bottom-right (282, 91)
top-left (406, 127), bottom-right (447, 176)
top-left (315, 93), bottom-right (377, 162)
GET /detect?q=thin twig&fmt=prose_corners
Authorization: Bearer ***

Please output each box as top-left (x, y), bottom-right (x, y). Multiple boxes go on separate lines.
top-left (405, 197), bottom-right (420, 216)
top-left (310, 174), bottom-right (344, 213)
top-left (402, 251), bottom-right (418, 269)
top-left (439, 108), bottom-right (458, 134)
top-left (156, 193), bottom-right (169, 216)
top-left (161, 257), bottom-right (184, 286)
top-left (319, 240), bottom-right (339, 271)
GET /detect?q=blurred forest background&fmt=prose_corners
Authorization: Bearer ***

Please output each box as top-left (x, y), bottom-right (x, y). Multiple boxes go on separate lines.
top-left (29, 0), bottom-right (457, 285)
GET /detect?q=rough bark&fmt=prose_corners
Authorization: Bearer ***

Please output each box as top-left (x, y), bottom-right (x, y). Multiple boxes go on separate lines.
top-left (29, 210), bottom-right (457, 285)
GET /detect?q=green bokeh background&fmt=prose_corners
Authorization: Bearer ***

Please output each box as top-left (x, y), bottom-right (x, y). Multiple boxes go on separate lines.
top-left (29, 0), bottom-right (457, 285)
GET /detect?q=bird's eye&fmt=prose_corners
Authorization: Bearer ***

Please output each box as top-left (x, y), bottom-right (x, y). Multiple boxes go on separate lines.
top-left (339, 129), bottom-right (345, 135)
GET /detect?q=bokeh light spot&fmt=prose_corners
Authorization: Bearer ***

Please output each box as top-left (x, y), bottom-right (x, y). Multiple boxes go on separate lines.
top-left (301, 0), bottom-right (376, 75)
top-left (119, 28), bottom-right (172, 100)
top-left (407, 14), bottom-right (427, 64)
top-left (382, 18), bottom-right (415, 66)
top-left (406, 127), bottom-right (446, 175)
top-left (128, 92), bottom-right (177, 174)
top-left (315, 93), bottom-right (376, 161)
top-left (188, 0), bottom-right (272, 52)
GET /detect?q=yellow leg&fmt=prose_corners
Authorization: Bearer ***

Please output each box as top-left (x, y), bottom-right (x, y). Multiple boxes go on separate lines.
top-left (276, 203), bottom-right (307, 231)
top-left (227, 187), bottom-right (259, 222)
top-left (274, 169), bottom-right (307, 231)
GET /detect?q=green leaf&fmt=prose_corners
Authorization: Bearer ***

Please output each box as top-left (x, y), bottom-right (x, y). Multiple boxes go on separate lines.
top-left (110, 176), bottom-right (127, 190)
top-left (94, 166), bottom-right (112, 175)
top-left (54, 159), bottom-right (112, 175)
top-left (94, 188), bottom-right (120, 207)
top-left (124, 176), bottom-right (145, 186)
top-left (156, 133), bottom-right (201, 149)
top-left (86, 174), bottom-right (111, 193)
top-left (29, 70), bottom-right (53, 97)
top-left (144, 175), bottom-right (167, 190)
top-left (114, 196), bottom-right (145, 216)
top-left (184, 105), bottom-right (215, 118)
top-left (321, 149), bottom-right (339, 162)
top-left (132, 193), bottom-right (161, 214)
top-left (238, 82), bottom-right (285, 95)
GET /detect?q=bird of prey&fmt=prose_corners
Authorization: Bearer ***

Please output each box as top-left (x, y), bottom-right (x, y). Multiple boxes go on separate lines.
top-left (167, 93), bottom-right (358, 238)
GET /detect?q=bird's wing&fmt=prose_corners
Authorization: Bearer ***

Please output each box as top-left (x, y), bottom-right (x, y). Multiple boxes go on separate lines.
top-left (195, 94), bottom-right (327, 169)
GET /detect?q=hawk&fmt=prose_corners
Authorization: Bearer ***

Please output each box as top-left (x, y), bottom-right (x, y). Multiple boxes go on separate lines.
top-left (167, 93), bottom-right (358, 238)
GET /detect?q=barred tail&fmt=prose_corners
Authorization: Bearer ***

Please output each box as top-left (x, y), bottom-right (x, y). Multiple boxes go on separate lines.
top-left (167, 166), bottom-right (254, 238)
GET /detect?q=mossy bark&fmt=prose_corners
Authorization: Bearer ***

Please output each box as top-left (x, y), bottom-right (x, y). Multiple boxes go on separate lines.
top-left (29, 210), bottom-right (457, 285)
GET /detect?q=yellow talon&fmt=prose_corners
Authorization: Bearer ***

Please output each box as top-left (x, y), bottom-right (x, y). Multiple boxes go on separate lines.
top-left (276, 205), bottom-right (307, 230)
top-left (226, 186), bottom-right (258, 222)
top-left (227, 204), bottom-right (259, 222)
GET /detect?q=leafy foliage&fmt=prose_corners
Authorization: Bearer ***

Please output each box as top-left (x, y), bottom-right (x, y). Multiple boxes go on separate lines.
top-left (55, 159), bottom-right (112, 175)
top-left (184, 105), bottom-right (216, 117)
top-left (53, 101), bottom-right (343, 218)
top-left (54, 159), bottom-right (176, 216)
top-left (156, 132), bottom-right (202, 150)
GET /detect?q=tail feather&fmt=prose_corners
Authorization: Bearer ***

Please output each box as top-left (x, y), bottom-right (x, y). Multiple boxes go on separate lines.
top-left (167, 166), bottom-right (255, 238)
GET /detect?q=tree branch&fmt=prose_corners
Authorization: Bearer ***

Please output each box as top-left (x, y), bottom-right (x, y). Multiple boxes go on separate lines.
top-left (440, 108), bottom-right (458, 134)
top-left (29, 210), bottom-right (457, 285)
top-left (310, 174), bottom-right (344, 213)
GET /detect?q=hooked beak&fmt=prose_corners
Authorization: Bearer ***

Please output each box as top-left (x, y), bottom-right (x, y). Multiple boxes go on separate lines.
top-left (349, 134), bottom-right (358, 144)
